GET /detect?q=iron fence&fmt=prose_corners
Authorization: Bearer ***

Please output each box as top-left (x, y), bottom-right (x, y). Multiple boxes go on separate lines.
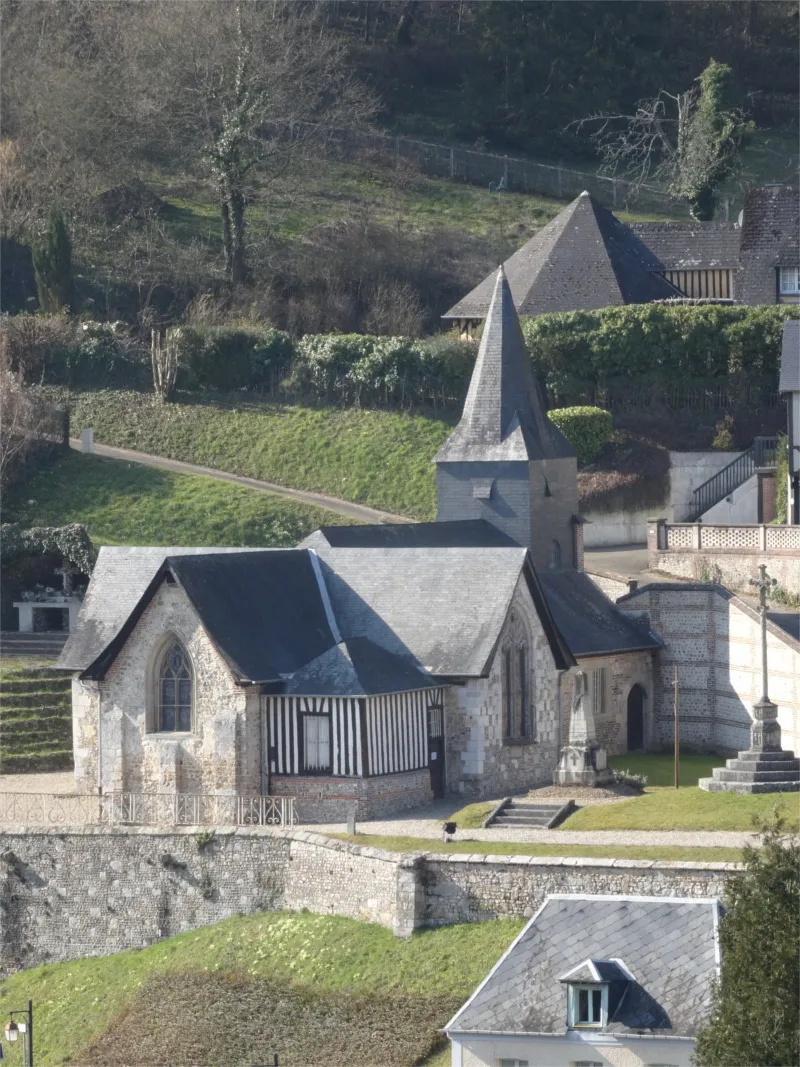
top-left (0, 791), bottom-right (297, 827)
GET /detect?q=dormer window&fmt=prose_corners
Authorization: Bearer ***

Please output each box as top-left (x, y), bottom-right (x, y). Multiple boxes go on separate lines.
top-left (559, 957), bottom-right (632, 1031)
top-left (568, 984), bottom-right (607, 1027)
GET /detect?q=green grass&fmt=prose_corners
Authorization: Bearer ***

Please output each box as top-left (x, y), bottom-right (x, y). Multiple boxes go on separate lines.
top-left (56, 390), bottom-right (452, 520)
top-left (449, 799), bottom-right (497, 828)
top-left (330, 834), bottom-right (744, 863)
top-left (561, 788), bottom-right (800, 833)
top-left (608, 751), bottom-right (720, 787)
top-left (3, 450), bottom-right (357, 548)
top-left (0, 911), bottom-right (522, 1066)
top-left (0, 662), bottom-right (73, 773)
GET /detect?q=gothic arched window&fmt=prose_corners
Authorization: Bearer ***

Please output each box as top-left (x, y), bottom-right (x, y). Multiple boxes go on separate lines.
top-left (549, 539), bottom-right (562, 569)
top-left (502, 611), bottom-right (535, 741)
top-left (158, 640), bottom-right (192, 732)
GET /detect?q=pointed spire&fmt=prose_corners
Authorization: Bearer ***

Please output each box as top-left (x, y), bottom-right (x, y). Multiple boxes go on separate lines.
top-left (434, 267), bottom-right (575, 463)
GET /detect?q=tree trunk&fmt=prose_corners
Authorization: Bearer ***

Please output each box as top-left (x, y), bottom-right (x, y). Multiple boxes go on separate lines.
top-left (219, 180), bottom-right (249, 285)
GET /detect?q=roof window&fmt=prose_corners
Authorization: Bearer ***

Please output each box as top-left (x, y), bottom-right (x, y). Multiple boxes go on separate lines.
top-left (559, 958), bottom-right (632, 1030)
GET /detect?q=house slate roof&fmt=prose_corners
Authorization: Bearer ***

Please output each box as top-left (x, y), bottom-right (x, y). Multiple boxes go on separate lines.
top-left (434, 267), bottom-right (576, 463)
top-left (307, 518), bottom-right (519, 549)
top-left (537, 570), bottom-right (663, 657)
top-left (738, 185), bottom-right (800, 304)
top-left (446, 894), bottom-right (721, 1038)
top-left (443, 191), bottom-right (678, 320)
top-left (779, 318), bottom-right (800, 393)
top-left (629, 221), bottom-right (741, 269)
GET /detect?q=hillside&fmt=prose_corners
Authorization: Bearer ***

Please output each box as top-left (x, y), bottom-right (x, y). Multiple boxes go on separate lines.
top-left (3, 451), bottom-right (357, 548)
top-left (57, 390), bottom-right (451, 520)
top-left (0, 911), bottom-right (523, 1066)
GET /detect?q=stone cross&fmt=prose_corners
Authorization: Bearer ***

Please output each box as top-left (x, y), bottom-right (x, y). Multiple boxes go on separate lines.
top-left (55, 563), bottom-right (76, 597)
top-left (748, 564), bottom-right (781, 752)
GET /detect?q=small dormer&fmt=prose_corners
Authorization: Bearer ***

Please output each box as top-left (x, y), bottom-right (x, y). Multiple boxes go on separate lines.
top-left (559, 958), bottom-right (633, 1029)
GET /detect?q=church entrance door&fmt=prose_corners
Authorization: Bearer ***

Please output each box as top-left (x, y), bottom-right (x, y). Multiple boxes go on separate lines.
top-left (627, 685), bottom-right (645, 751)
top-left (427, 703), bottom-right (445, 798)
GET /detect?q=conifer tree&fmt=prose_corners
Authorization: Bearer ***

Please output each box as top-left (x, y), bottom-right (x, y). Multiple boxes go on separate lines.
top-left (693, 815), bottom-right (800, 1066)
top-left (32, 206), bottom-right (73, 312)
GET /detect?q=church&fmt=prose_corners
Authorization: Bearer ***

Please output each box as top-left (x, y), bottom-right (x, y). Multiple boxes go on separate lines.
top-left (58, 268), bottom-right (663, 818)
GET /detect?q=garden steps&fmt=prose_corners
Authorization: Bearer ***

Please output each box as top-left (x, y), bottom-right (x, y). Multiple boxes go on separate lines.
top-left (0, 632), bottom-right (69, 659)
top-left (0, 663), bottom-right (73, 774)
top-left (486, 798), bottom-right (574, 829)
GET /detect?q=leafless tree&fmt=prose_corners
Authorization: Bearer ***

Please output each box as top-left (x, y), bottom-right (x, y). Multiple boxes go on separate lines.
top-left (151, 327), bottom-right (180, 402)
top-left (0, 341), bottom-right (54, 488)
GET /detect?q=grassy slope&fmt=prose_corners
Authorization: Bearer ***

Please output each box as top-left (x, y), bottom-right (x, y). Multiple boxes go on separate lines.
top-left (0, 661), bottom-right (73, 773)
top-left (0, 911), bottom-right (522, 1066)
top-left (4, 451), bottom-right (356, 548)
top-left (61, 390), bottom-right (451, 520)
top-left (555, 754), bottom-right (800, 832)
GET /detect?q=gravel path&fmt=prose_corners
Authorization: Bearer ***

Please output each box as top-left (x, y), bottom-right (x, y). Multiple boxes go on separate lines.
top-left (0, 771), bottom-right (75, 793)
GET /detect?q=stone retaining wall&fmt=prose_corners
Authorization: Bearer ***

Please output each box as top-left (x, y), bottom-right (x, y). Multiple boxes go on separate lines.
top-left (0, 826), bottom-right (740, 975)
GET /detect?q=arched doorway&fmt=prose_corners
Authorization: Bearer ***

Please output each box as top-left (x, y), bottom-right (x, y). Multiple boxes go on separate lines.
top-left (627, 685), bottom-right (645, 751)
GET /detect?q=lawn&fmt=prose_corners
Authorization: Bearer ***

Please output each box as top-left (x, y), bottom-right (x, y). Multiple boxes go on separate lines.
top-left (330, 834), bottom-right (744, 864)
top-left (0, 911), bottom-right (521, 1066)
top-left (555, 754), bottom-right (800, 832)
top-left (3, 451), bottom-right (354, 548)
top-left (56, 389), bottom-right (452, 519)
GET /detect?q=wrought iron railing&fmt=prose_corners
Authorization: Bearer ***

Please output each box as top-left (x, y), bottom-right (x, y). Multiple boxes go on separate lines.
top-left (0, 792), bottom-right (297, 827)
top-left (689, 437), bottom-right (778, 521)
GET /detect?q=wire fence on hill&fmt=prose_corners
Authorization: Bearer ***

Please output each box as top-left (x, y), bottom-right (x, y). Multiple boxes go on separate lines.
top-left (281, 121), bottom-right (680, 215)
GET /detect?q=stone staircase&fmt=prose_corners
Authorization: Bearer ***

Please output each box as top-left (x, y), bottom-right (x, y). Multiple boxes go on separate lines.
top-left (487, 798), bottom-right (574, 829)
top-left (699, 749), bottom-right (800, 794)
top-left (0, 632), bottom-right (69, 660)
top-left (0, 662), bottom-right (73, 773)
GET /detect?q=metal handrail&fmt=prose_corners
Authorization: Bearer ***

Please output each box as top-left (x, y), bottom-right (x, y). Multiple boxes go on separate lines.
top-left (0, 792), bottom-right (297, 827)
top-left (689, 437), bottom-right (777, 521)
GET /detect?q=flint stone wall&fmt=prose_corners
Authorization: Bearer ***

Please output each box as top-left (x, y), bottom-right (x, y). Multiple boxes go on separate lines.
top-left (0, 826), bottom-right (740, 976)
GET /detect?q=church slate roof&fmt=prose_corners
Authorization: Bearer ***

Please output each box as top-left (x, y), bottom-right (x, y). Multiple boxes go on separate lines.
top-left (446, 895), bottom-right (721, 1038)
top-left (57, 546), bottom-right (272, 673)
top-left (443, 191), bottom-right (678, 320)
top-left (304, 518), bottom-right (519, 549)
top-left (434, 267), bottom-right (576, 463)
top-left (78, 551), bottom-right (339, 684)
top-left (629, 221), bottom-right (741, 269)
top-left (283, 637), bottom-right (436, 696)
top-left (780, 319), bottom-right (800, 393)
top-left (537, 570), bottom-right (663, 657)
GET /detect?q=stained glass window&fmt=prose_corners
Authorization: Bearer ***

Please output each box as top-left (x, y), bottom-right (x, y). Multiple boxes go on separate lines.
top-left (158, 641), bottom-right (192, 731)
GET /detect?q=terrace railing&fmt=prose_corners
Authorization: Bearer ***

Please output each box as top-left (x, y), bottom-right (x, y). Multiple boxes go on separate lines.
top-left (689, 437), bottom-right (778, 521)
top-left (0, 791), bottom-right (297, 828)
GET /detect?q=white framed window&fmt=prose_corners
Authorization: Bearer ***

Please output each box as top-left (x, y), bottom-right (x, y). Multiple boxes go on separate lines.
top-left (302, 714), bottom-right (331, 772)
top-left (779, 267), bottom-right (800, 294)
top-left (499, 1060), bottom-right (530, 1067)
top-left (591, 668), bottom-right (605, 716)
top-left (567, 983), bottom-right (608, 1028)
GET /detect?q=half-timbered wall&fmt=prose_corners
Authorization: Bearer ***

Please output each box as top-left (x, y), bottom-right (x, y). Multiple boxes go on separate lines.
top-left (663, 268), bottom-right (733, 299)
top-left (265, 689), bottom-right (445, 779)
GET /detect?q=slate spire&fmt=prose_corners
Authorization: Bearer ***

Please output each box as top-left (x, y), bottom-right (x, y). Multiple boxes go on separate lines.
top-left (434, 265), bottom-right (575, 463)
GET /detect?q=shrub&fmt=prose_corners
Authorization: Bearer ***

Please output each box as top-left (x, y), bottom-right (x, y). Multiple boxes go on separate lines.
top-left (548, 406), bottom-right (612, 466)
top-left (711, 413), bottom-right (736, 451)
top-left (610, 768), bottom-right (648, 790)
top-left (177, 324), bottom-right (293, 393)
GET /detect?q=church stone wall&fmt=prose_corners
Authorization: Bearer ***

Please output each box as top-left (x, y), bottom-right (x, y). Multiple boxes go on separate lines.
top-left (618, 584), bottom-right (800, 756)
top-left (0, 826), bottom-right (739, 975)
top-left (80, 582), bottom-right (260, 797)
top-left (573, 651), bottom-right (656, 756)
top-left (445, 578), bottom-right (562, 797)
top-left (269, 770), bottom-right (432, 821)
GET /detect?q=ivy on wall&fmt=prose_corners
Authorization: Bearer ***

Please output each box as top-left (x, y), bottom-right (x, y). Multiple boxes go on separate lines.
top-left (0, 523), bottom-right (96, 575)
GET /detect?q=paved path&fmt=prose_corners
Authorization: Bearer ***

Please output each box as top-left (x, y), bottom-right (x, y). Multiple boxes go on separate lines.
top-left (70, 438), bottom-right (410, 526)
top-left (302, 799), bottom-right (757, 848)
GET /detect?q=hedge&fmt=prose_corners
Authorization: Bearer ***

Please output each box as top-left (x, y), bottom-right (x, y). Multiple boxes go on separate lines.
top-left (521, 304), bottom-right (798, 405)
top-left (176, 324), bottom-right (293, 393)
top-left (548, 406), bottom-right (613, 466)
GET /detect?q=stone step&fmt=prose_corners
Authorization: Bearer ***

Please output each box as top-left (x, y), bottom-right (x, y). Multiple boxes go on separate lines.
top-left (509, 803), bottom-right (565, 814)
top-left (0, 691), bottom-right (71, 709)
top-left (0, 633), bottom-right (69, 659)
top-left (735, 749), bottom-right (799, 763)
top-left (493, 813), bottom-right (555, 827)
top-left (726, 758), bottom-right (800, 773)
top-left (0, 679), bottom-right (71, 695)
top-left (699, 777), bottom-right (800, 794)
top-left (713, 767), bottom-right (800, 783)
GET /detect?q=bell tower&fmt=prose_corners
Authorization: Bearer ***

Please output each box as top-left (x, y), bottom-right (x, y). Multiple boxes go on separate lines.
top-left (434, 266), bottom-right (580, 570)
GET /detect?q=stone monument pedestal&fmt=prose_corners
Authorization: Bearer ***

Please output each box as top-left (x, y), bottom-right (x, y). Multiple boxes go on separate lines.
top-left (553, 743), bottom-right (613, 788)
top-left (699, 699), bottom-right (800, 793)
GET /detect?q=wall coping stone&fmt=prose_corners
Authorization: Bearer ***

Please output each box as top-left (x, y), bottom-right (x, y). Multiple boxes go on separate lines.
top-left (0, 825), bottom-right (744, 872)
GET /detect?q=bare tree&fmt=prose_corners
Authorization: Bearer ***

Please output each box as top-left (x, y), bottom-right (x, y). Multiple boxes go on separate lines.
top-left (0, 341), bottom-right (54, 488)
top-left (151, 327), bottom-right (180, 402)
top-left (571, 60), bottom-right (751, 219)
